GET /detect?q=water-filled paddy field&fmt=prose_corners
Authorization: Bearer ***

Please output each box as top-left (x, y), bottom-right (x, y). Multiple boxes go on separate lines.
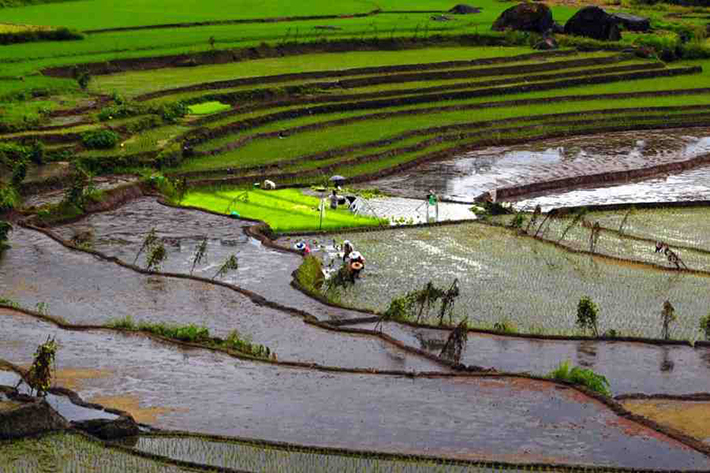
top-left (0, 310), bottom-right (706, 468)
top-left (366, 128), bottom-right (710, 203)
top-left (327, 223), bottom-right (710, 340)
top-left (364, 322), bottom-right (710, 396)
top-left (0, 227), bottom-right (437, 371)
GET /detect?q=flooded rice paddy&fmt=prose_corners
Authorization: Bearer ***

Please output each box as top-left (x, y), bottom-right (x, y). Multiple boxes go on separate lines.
top-left (368, 129), bottom-right (710, 203)
top-left (0, 433), bottom-right (196, 473)
top-left (514, 166), bottom-right (710, 211)
top-left (328, 223), bottom-right (710, 340)
top-left (55, 198), bottom-right (362, 321)
top-left (362, 322), bottom-right (710, 396)
top-left (0, 310), bottom-right (707, 468)
top-left (0, 229), bottom-right (439, 372)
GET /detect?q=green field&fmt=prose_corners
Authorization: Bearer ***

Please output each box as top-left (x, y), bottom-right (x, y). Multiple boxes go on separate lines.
top-left (181, 188), bottom-right (386, 232)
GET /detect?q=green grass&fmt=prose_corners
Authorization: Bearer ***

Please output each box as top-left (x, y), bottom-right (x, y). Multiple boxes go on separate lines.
top-left (91, 46), bottom-right (536, 97)
top-left (549, 360), bottom-right (612, 397)
top-left (187, 100), bottom-right (230, 115)
top-left (181, 188), bottom-right (385, 232)
top-left (76, 124), bottom-right (188, 157)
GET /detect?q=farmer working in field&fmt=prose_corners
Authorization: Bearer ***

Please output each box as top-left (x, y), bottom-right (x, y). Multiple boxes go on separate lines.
top-left (342, 240), bottom-right (354, 261)
top-left (348, 250), bottom-right (365, 281)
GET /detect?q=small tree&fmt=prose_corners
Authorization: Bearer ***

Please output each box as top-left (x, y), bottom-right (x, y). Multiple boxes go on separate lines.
top-left (146, 241), bottom-right (167, 271)
top-left (576, 296), bottom-right (599, 337)
top-left (134, 228), bottom-right (158, 264)
top-left (661, 300), bottom-right (676, 341)
top-left (213, 255), bottom-right (239, 280)
top-left (440, 318), bottom-right (468, 363)
top-left (699, 312), bottom-right (710, 341)
top-left (77, 72), bottom-right (91, 90)
top-left (190, 237), bottom-right (208, 275)
top-left (0, 220), bottom-right (12, 253)
top-left (18, 337), bottom-right (57, 397)
top-left (11, 160), bottom-right (27, 187)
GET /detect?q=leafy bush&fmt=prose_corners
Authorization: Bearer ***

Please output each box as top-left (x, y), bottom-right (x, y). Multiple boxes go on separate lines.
top-left (27, 140), bottom-right (44, 165)
top-left (0, 185), bottom-right (20, 211)
top-left (295, 255), bottom-right (325, 292)
top-left (0, 220), bottom-right (12, 252)
top-left (700, 313), bottom-right (710, 341)
top-left (97, 103), bottom-right (143, 121)
top-left (159, 102), bottom-right (188, 123)
top-left (81, 129), bottom-right (119, 149)
top-left (0, 142), bottom-right (30, 167)
top-left (154, 142), bottom-right (182, 169)
top-left (549, 360), bottom-right (611, 396)
top-left (76, 72), bottom-right (91, 90)
top-left (11, 160), bottom-right (27, 187)
top-left (576, 296), bottom-right (599, 337)
top-left (0, 27), bottom-right (83, 45)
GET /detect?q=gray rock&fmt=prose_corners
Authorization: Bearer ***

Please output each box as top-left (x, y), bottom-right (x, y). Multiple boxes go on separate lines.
top-left (449, 4), bottom-right (481, 14)
top-left (564, 6), bottom-right (621, 41)
top-left (492, 3), bottom-right (554, 34)
top-left (611, 12), bottom-right (650, 32)
top-left (0, 400), bottom-right (69, 439)
top-left (72, 416), bottom-right (139, 440)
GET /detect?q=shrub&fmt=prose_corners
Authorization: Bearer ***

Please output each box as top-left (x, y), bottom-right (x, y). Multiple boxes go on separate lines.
top-left (81, 129), bottom-right (119, 149)
top-left (154, 142), bottom-right (182, 169)
top-left (509, 213), bottom-right (525, 229)
top-left (0, 220), bottom-right (12, 252)
top-left (0, 185), bottom-right (20, 211)
top-left (27, 140), bottom-right (44, 165)
top-left (295, 255), bottom-right (325, 292)
top-left (159, 101), bottom-right (188, 123)
top-left (11, 160), bottom-right (27, 187)
top-left (77, 72), bottom-right (91, 90)
top-left (549, 360), bottom-right (611, 396)
top-left (576, 296), bottom-right (599, 337)
top-left (700, 313), bottom-right (710, 341)
top-left (97, 103), bottom-right (142, 121)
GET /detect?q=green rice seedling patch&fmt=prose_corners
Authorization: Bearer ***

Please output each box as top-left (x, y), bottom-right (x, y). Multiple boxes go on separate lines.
top-left (91, 46), bottom-right (536, 97)
top-left (0, 432), bottom-right (195, 472)
top-left (187, 101), bottom-right (230, 115)
top-left (327, 223), bottom-right (710, 340)
top-left (135, 435), bottom-right (530, 473)
top-left (181, 188), bottom-right (385, 232)
top-left (592, 206), bottom-right (710, 252)
top-left (506, 213), bottom-right (710, 273)
top-left (180, 95), bottom-right (710, 174)
top-left (0, 23), bottom-right (53, 34)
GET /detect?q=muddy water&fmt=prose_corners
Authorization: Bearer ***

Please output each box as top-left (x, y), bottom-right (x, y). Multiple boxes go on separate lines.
top-left (514, 166), bottom-right (710, 211)
top-left (363, 322), bottom-right (710, 396)
top-left (0, 370), bottom-right (118, 422)
top-left (56, 198), bottom-right (368, 321)
top-left (22, 176), bottom-right (137, 208)
top-left (0, 228), bottom-right (440, 372)
top-left (367, 129), bottom-right (710, 203)
top-left (1, 311), bottom-right (707, 468)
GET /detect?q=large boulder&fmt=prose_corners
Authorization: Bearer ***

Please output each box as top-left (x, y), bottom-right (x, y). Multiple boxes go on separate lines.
top-left (564, 6), bottom-right (621, 41)
top-left (492, 3), bottom-right (554, 34)
top-left (611, 12), bottom-right (650, 32)
top-left (0, 399), bottom-right (69, 439)
top-left (72, 416), bottom-right (139, 440)
top-left (449, 4), bottom-right (481, 14)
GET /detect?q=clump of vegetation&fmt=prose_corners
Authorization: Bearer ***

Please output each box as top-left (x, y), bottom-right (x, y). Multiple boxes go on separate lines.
top-left (107, 317), bottom-right (275, 359)
top-left (159, 102), bottom-right (189, 123)
top-left (440, 318), bottom-right (468, 363)
top-left (295, 255), bottom-right (325, 292)
top-left (81, 129), bottom-right (120, 150)
top-left (146, 241), bottom-right (167, 271)
top-left (381, 279), bottom-right (460, 325)
top-left (548, 360), bottom-right (611, 397)
top-left (190, 237), bottom-right (208, 275)
top-left (700, 312), bottom-right (710, 341)
top-left (576, 296), bottom-right (599, 337)
top-left (661, 300), bottom-right (677, 340)
top-left (493, 318), bottom-right (517, 334)
top-left (212, 254), bottom-right (238, 280)
top-left (18, 337), bottom-right (57, 397)
top-left (0, 185), bottom-right (20, 212)
top-left (0, 220), bottom-right (12, 253)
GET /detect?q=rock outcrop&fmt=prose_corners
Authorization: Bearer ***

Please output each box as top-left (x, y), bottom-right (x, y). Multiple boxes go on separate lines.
top-left (492, 3), bottom-right (554, 33)
top-left (564, 6), bottom-right (621, 41)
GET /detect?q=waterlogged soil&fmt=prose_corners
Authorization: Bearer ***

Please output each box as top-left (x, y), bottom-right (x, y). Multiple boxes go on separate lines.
top-left (327, 223), bottom-right (710, 340)
top-left (367, 129), bottom-right (710, 203)
top-left (22, 176), bottom-right (138, 208)
top-left (361, 322), bottom-right (710, 396)
top-left (135, 436), bottom-right (535, 473)
top-left (0, 369), bottom-right (118, 422)
top-left (493, 213), bottom-right (710, 273)
top-left (0, 433), bottom-right (197, 473)
top-left (514, 166), bottom-right (710, 211)
top-left (55, 197), bottom-right (368, 321)
top-left (0, 312), bottom-right (706, 469)
top-left (623, 400), bottom-right (710, 444)
top-left (591, 207), bottom-right (710, 253)
top-left (0, 229), bottom-right (440, 372)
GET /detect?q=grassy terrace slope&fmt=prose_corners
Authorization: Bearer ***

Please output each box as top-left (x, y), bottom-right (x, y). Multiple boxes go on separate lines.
top-left (120, 51), bottom-right (709, 185)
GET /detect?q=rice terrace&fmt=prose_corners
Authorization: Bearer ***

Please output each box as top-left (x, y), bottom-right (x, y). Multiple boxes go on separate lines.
top-left (3, 0), bottom-right (710, 469)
